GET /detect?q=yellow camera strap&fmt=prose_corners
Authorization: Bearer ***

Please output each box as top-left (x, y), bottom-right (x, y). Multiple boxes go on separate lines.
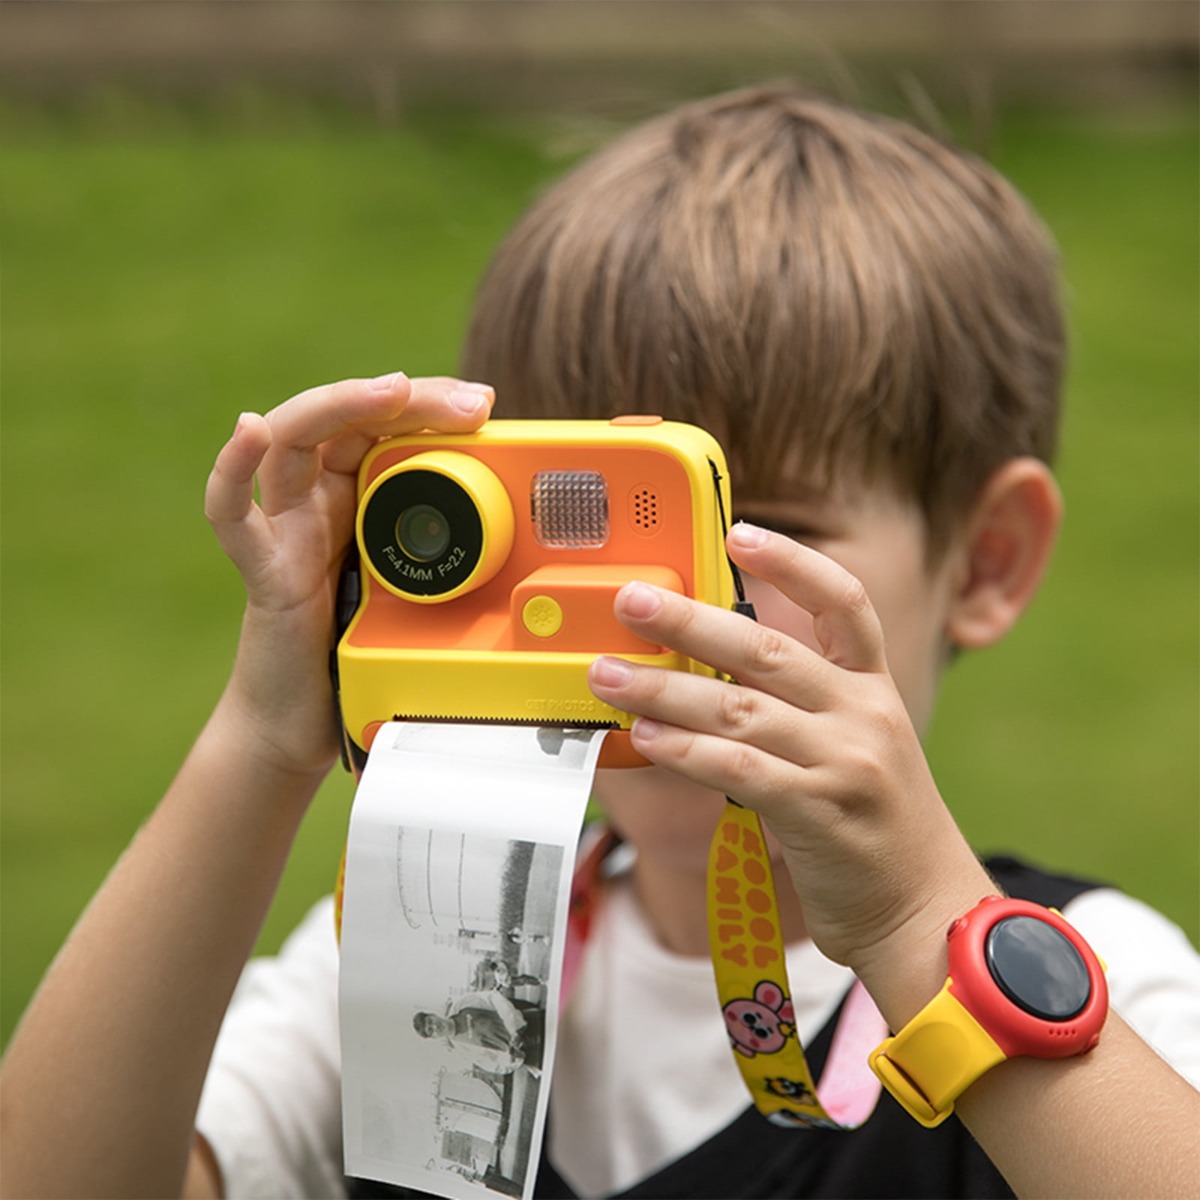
top-left (707, 799), bottom-right (886, 1129)
top-left (697, 488), bottom-right (884, 1127)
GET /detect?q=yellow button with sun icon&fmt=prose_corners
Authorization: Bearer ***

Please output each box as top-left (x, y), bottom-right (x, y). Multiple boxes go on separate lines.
top-left (521, 595), bottom-right (565, 638)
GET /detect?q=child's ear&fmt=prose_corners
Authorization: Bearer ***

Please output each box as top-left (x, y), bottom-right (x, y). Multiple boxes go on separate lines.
top-left (945, 458), bottom-right (1063, 650)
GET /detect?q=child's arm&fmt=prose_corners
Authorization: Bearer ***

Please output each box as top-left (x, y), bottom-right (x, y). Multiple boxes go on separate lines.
top-left (0, 373), bottom-right (493, 1200)
top-left (588, 524), bottom-right (1200, 1199)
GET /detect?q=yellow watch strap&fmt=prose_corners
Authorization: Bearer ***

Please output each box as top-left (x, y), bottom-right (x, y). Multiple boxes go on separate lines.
top-left (869, 984), bottom-right (1007, 1127)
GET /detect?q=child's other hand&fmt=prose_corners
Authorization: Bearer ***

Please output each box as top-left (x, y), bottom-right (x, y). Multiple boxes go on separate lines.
top-left (587, 524), bottom-right (995, 1019)
top-left (205, 373), bottom-right (494, 778)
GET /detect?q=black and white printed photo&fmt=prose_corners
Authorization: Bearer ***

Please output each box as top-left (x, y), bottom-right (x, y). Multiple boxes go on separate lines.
top-left (338, 722), bottom-right (606, 1200)
top-left (342, 824), bottom-right (569, 1200)
top-left (399, 830), bottom-right (561, 1197)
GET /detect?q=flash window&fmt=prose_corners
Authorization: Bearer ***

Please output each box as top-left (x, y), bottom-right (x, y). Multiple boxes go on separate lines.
top-left (531, 470), bottom-right (609, 549)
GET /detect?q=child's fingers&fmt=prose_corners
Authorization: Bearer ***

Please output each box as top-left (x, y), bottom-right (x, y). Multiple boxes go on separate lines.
top-left (627, 716), bottom-right (802, 821)
top-left (319, 376), bottom-right (496, 475)
top-left (205, 412), bottom-right (273, 563)
top-left (258, 374), bottom-right (494, 510)
top-left (628, 718), bottom-right (777, 802)
top-left (262, 372), bottom-right (413, 452)
top-left (589, 655), bottom-right (825, 768)
top-left (727, 526), bottom-right (887, 674)
top-left (360, 375), bottom-right (495, 435)
top-left (609, 580), bottom-right (837, 709)
top-left (257, 373), bottom-right (410, 510)
top-left (318, 377), bottom-right (495, 476)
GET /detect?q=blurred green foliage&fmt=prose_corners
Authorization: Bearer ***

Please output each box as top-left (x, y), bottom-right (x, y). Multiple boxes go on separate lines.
top-left (2, 92), bottom-right (1196, 1048)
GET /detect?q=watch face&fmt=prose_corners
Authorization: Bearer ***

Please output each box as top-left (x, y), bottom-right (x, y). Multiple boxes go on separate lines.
top-left (985, 916), bottom-right (1091, 1021)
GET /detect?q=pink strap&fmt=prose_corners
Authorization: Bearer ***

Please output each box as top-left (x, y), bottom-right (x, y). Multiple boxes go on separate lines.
top-left (818, 979), bottom-right (888, 1127)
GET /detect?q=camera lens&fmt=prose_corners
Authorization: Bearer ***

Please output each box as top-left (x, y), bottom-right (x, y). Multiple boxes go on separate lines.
top-left (357, 450), bottom-right (514, 603)
top-left (397, 504), bottom-right (451, 562)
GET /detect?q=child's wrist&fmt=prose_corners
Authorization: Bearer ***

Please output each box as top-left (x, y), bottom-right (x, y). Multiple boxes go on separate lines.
top-left (208, 687), bottom-right (336, 797)
top-left (848, 863), bottom-right (1001, 1031)
top-left (222, 604), bottom-right (344, 773)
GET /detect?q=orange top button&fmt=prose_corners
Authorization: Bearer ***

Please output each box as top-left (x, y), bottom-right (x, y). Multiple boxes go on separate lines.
top-left (609, 414), bottom-right (664, 426)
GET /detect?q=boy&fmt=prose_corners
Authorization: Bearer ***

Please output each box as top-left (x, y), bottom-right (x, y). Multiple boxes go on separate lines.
top-left (2, 84), bottom-right (1198, 1199)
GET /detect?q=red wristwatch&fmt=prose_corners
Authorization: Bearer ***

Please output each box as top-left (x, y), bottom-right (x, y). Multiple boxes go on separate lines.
top-left (869, 896), bottom-right (1108, 1127)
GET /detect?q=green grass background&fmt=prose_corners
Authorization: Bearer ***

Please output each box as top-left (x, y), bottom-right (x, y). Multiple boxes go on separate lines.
top-left (2, 90), bottom-right (1196, 1047)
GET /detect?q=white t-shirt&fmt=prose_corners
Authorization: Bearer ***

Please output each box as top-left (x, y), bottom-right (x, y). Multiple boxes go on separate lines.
top-left (196, 879), bottom-right (1200, 1199)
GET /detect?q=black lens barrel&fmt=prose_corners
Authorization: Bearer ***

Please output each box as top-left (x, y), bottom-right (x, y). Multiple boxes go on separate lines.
top-left (360, 469), bottom-right (484, 597)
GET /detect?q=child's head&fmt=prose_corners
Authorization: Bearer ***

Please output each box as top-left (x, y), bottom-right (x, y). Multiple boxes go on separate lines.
top-left (413, 1011), bottom-right (450, 1040)
top-left (460, 83), bottom-right (1066, 560)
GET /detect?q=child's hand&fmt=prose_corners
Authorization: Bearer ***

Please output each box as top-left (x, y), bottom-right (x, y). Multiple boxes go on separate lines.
top-left (587, 523), bottom-right (996, 1020)
top-left (205, 373), bottom-right (494, 778)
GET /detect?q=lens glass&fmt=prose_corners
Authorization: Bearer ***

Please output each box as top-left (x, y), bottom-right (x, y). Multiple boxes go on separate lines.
top-left (397, 505), bottom-right (451, 562)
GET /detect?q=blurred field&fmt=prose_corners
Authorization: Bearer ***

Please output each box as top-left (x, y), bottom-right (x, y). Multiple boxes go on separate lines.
top-left (1, 91), bottom-right (1196, 1047)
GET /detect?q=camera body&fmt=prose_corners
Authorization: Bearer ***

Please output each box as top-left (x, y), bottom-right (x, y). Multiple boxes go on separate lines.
top-left (334, 417), bottom-right (735, 769)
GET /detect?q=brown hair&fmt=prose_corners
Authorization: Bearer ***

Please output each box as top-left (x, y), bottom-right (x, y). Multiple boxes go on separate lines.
top-left (460, 84), bottom-right (1066, 557)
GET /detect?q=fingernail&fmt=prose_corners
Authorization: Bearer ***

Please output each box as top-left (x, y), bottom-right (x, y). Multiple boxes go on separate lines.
top-left (619, 581), bottom-right (662, 619)
top-left (632, 717), bottom-right (663, 742)
top-left (457, 381), bottom-right (495, 397)
top-left (590, 657), bottom-right (634, 688)
top-left (729, 522), bottom-right (768, 548)
top-left (232, 412), bottom-right (255, 440)
top-left (368, 371), bottom-right (406, 391)
top-left (448, 388), bottom-right (489, 413)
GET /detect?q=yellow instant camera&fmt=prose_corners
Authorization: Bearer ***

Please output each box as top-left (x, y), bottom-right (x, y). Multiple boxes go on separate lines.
top-left (333, 417), bottom-right (736, 772)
